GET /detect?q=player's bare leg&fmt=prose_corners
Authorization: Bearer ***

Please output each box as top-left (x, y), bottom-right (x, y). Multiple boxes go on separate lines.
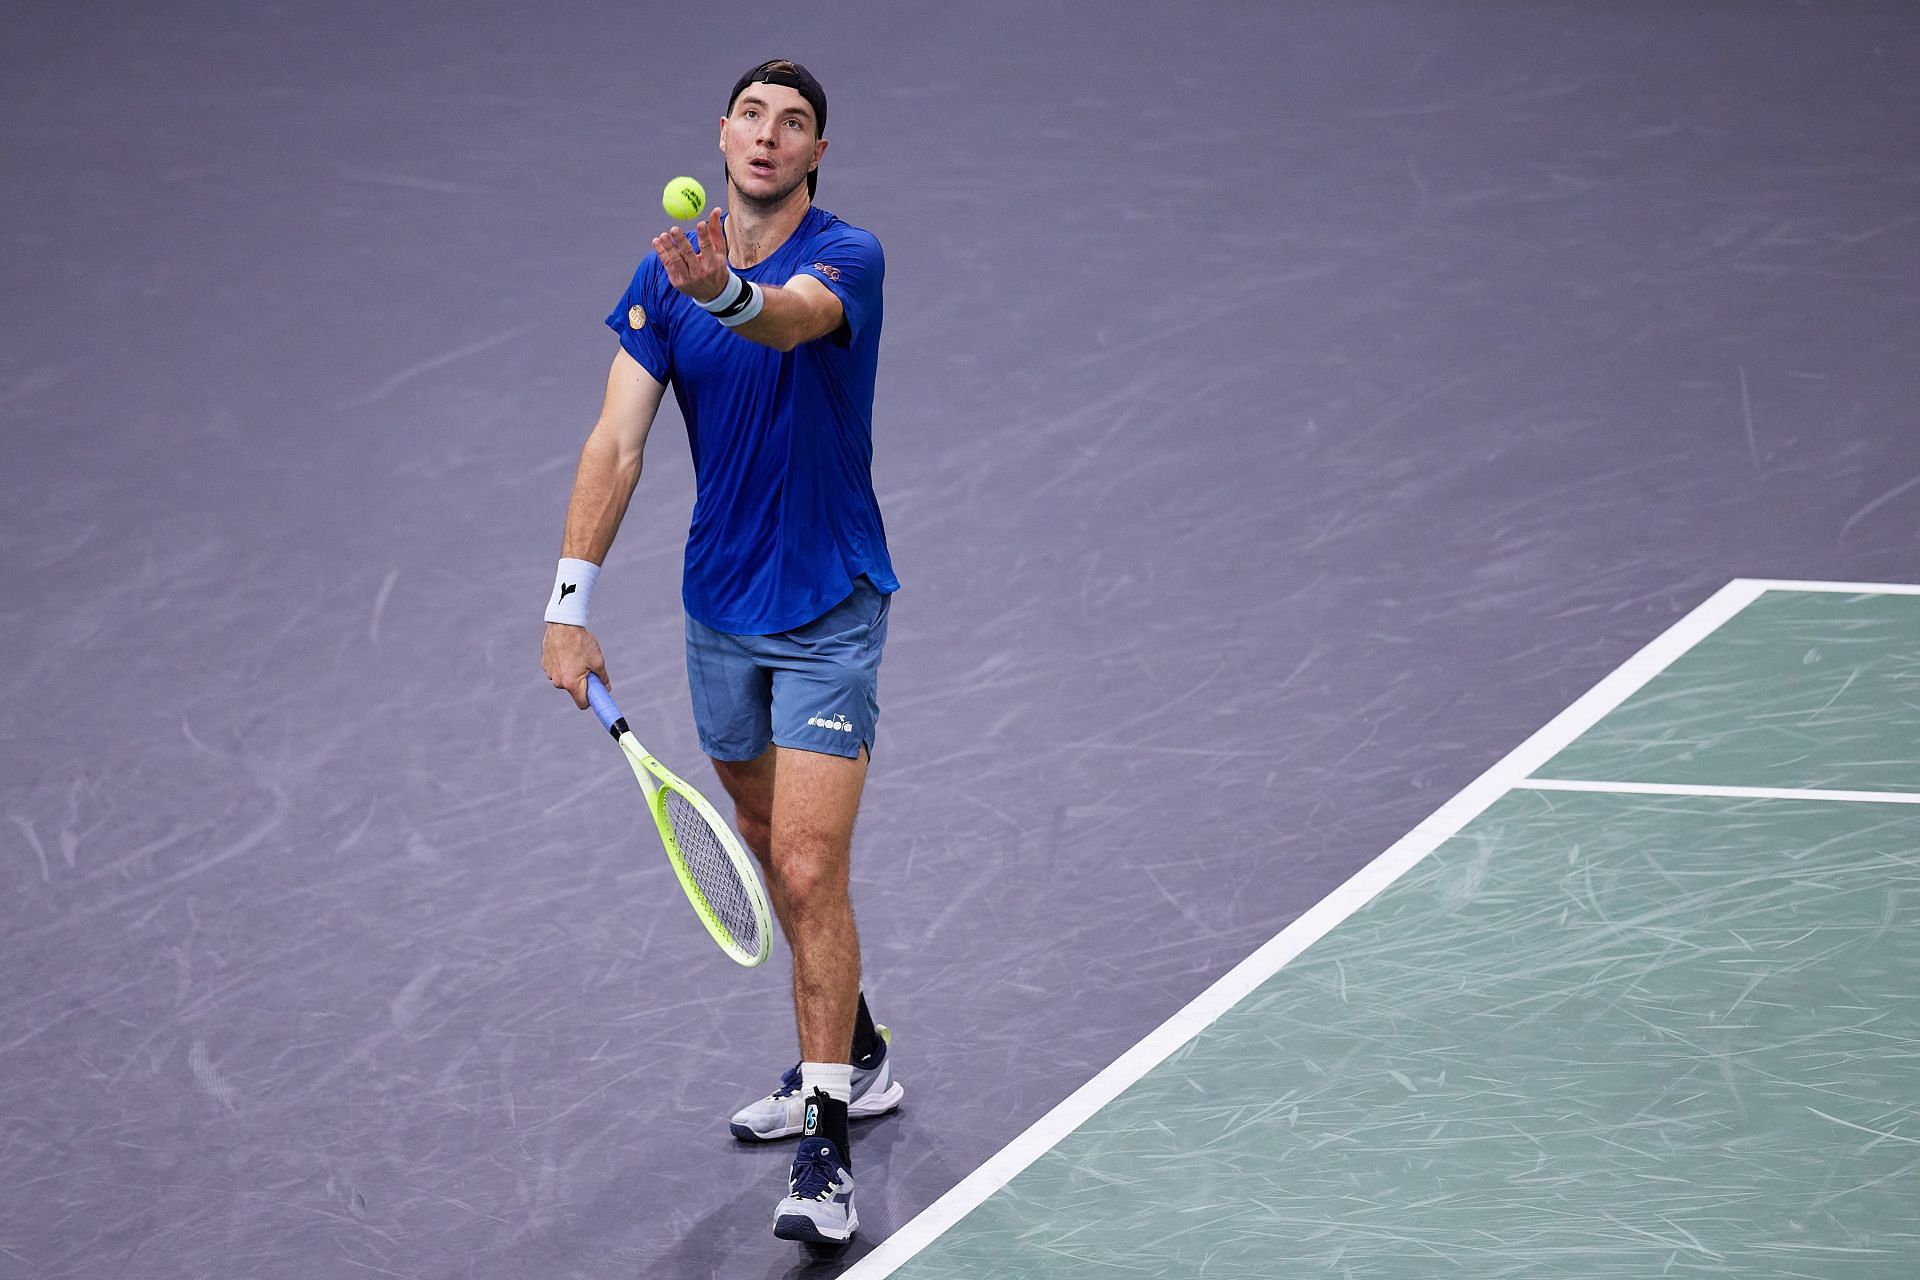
top-left (761, 743), bottom-right (865, 1243)
top-left (714, 744), bottom-right (900, 1158)
top-left (766, 744), bottom-right (867, 1063)
top-left (713, 746), bottom-right (867, 1061)
top-left (712, 749), bottom-right (792, 936)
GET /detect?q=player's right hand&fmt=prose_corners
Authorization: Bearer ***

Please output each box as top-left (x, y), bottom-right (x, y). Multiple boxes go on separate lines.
top-left (542, 622), bottom-right (608, 710)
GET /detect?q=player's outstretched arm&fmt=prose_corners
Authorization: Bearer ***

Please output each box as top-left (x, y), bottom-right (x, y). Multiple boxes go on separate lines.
top-left (542, 349), bottom-right (666, 709)
top-left (652, 209), bottom-right (844, 352)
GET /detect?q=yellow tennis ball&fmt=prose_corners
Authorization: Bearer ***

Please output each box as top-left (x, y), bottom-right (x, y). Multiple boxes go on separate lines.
top-left (662, 176), bottom-right (706, 221)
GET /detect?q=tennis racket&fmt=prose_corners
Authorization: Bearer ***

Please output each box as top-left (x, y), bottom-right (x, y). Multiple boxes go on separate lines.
top-left (584, 673), bottom-right (772, 967)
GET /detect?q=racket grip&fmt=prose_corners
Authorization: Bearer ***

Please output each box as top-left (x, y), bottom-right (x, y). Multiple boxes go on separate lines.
top-left (584, 673), bottom-right (625, 736)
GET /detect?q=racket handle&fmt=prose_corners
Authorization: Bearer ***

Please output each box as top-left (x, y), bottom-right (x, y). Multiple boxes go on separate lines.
top-left (584, 673), bottom-right (626, 738)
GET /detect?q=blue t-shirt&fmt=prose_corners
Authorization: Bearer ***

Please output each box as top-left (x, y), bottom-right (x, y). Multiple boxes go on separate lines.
top-left (606, 205), bottom-right (899, 635)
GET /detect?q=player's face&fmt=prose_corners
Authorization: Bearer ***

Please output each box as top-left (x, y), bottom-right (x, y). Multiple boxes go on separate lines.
top-left (719, 85), bottom-right (827, 207)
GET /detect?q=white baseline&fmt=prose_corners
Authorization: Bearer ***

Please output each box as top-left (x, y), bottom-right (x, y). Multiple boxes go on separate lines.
top-left (1520, 779), bottom-right (1920, 805)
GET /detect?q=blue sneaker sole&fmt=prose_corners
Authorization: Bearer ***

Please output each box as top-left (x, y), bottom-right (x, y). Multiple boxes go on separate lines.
top-left (774, 1212), bottom-right (856, 1244)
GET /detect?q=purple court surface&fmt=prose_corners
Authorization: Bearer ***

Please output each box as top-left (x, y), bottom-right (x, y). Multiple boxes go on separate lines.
top-left (4, 3), bottom-right (1917, 1277)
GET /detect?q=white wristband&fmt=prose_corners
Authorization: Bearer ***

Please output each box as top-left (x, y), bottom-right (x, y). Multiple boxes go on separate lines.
top-left (700, 270), bottom-right (765, 328)
top-left (545, 557), bottom-right (600, 626)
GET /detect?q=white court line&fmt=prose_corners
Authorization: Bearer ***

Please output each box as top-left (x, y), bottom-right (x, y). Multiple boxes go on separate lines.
top-left (1519, 778), bottom-right (1920, 805)
top-left (1734, 577), bottom-right (1920, 596)
top-left (847, 576), bottom-right (1920, 1277)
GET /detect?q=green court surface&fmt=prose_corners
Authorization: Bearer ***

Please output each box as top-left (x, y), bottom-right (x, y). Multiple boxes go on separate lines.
top-left (1537, 590), bottom-right (1920, 794)
top-left (857, 584), bottom-right (1920, 1278)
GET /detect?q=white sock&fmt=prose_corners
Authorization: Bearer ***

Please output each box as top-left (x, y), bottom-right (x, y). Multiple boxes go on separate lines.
top-left (801, 1061), bottom-right (852, 1103)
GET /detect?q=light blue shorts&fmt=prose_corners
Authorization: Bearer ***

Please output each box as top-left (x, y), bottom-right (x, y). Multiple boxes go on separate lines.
top-left (685, 578), bottom-right (890, 762)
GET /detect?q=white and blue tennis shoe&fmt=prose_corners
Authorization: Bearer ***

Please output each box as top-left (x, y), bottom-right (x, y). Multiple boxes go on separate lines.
top-left (773, 1136), bottom-right (858, 1243)
top-left (729, 1026), bottom-right (903, 1141)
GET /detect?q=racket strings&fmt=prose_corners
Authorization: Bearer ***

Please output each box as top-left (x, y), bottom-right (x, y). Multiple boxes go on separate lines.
top-left (662, 790), bottom-right (763, 953)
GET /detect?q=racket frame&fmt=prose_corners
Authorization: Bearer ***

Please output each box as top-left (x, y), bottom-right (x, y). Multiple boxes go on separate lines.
top-left (585, 675), bottom-right (773, 967)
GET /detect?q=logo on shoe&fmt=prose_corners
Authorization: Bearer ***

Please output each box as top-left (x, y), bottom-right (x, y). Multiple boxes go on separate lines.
top-left (804, 1101), bottom-right (820, 1134)
top-left (807, 712), bottom-right (854, 733)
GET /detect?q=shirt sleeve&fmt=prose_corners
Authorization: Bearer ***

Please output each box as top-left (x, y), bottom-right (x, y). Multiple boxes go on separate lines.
top-left (604, 256), bottom-right (673, 382)
top-left (796, 226), bottom-right (884, 347)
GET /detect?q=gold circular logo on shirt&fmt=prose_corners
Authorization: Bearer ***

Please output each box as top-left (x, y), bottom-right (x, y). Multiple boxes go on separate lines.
top-left (628, 304), bottom-right (646, 330)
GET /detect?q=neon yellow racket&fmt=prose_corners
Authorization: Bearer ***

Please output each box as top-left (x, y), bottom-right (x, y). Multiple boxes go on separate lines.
top-left (585, 673), bottom-right (772, 967)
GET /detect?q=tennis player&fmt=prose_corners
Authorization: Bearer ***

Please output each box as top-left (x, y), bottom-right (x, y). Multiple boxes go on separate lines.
top-left (540, 59), bottom-right (899, 1246)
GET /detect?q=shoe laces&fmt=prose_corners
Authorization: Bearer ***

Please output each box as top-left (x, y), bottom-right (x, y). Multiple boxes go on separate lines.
top-left (771, 1063), bottom-right (803, 1099)
top-left (789, 1138), bottom-right (845, 1201)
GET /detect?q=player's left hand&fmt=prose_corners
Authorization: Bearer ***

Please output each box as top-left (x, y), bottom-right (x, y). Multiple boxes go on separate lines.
top-left (653, 208), bottom-right (730, 306)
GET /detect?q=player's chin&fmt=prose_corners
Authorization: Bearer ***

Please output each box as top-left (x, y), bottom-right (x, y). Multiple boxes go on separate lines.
top-left (731, 167), bottom-right (803, 203)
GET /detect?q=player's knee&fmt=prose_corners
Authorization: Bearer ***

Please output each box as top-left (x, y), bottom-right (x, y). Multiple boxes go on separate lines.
top-left (769, 841), bottom-right (847, 913)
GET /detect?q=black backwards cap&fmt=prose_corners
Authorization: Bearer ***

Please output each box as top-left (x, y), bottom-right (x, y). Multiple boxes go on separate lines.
top-left (728, 59), bottom-right (827, 196)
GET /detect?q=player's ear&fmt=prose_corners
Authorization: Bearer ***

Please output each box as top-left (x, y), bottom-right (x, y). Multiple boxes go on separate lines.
top-left (811, 137), bottom-right (828, 170)
top-left (718, 116), bottom-right (729, 152)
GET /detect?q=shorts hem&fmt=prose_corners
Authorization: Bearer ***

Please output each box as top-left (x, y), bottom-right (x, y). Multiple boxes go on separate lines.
top-left (698, 735), bottom-right (772, 764)
top-left (771, 732), bottom-right (871, 761)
